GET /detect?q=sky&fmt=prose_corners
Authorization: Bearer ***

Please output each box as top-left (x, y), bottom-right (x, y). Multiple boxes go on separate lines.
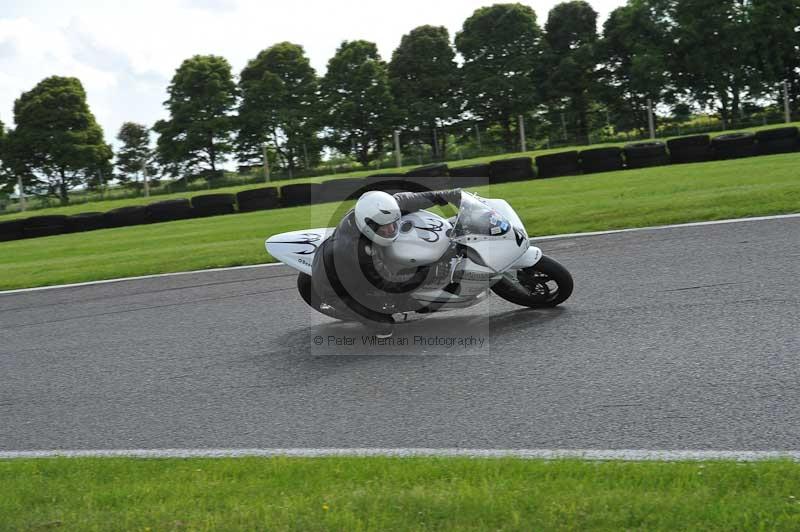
top-left (0, 0), bottom-right (626, 145)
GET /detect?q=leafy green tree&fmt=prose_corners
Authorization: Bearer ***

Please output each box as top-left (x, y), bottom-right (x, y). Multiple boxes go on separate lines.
top-left (237, 42), bottom-right (321, 176)
top-left (321, 40), bottom-right (396, 167)
top-left (389, 25), bottom-right (460, 158)
top-left (115, 122), bottom-right (156, 187)
top-left (455, 3), bottom-right (543, 150)
top-left (750, 0), bottom-right (800, 110)
top-left (542, 1), bottom-right (599, 143)
top-left (669, 0), bottom-right (761, 127)
top-left (2, 76), bottom-right (112, 204)
top-left (154, 55), bottom-right (238, 179)
top-left (597, 0), bottom-right (672, 132)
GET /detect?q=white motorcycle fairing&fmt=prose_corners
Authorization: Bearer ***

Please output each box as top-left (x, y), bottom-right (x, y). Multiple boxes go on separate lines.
top-left (265, 228), bottom-right (333, 275)
top-left (264, 192), bottom-right (545, 313)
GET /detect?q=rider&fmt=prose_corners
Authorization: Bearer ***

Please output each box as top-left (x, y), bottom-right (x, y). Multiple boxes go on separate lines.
top-left (311, 188), bottom-right (462, 338)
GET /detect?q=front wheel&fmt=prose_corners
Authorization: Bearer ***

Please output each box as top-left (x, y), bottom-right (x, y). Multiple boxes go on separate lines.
top-left (491, 255), bottom-right (573, 308)
top-left (296, 273), bottom-right (352, 321)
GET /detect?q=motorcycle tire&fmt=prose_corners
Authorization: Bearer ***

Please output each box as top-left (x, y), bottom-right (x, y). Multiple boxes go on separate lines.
top-left (491, 255), bottom-right (573, 308)
top-left (296, 272), bottom-right (353, 321)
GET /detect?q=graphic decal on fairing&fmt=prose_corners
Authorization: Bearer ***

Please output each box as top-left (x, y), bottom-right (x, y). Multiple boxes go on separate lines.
top-left (280, 233), bottom-right (322, 255)
top-left (513, 227), bottom-right (526, 247)
top-left (414, 218), bottom-right (445, 242)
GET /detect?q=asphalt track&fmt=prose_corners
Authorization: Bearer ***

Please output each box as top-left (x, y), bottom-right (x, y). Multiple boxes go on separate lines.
top-left (1, 217), bottom-right (798, 452)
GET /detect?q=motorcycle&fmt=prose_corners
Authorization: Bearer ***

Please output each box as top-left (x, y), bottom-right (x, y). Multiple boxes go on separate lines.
top-left (265, 191), bottom-right (573, 320)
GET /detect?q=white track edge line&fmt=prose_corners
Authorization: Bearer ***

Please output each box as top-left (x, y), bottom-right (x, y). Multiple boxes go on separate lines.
top-left (2, 212), bottom-right (798, 295)
top-left (1, 448), bottom-right (800, 461)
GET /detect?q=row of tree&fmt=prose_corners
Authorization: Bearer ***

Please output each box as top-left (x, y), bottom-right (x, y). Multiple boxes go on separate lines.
top-left (1, 0), bottom-right (798, 203)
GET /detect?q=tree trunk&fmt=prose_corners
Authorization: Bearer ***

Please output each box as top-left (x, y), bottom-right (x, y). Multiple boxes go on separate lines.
top-left (58, 170), bottom-right (69, 205)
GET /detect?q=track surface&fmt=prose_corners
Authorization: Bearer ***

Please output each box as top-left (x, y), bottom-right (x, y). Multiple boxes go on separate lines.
top-left (1, 217), bottom-right (798, 451)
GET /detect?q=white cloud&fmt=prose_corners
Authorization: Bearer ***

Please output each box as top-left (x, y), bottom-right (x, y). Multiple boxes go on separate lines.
top-left (0, 0), bottom-right (626, 142)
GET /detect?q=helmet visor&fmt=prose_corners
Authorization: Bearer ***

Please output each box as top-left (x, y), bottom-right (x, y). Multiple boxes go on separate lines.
top-left (366, 218), bottom-right (399, 240)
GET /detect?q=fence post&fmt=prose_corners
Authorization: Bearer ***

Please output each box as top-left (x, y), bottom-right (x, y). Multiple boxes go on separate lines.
top-left (141, 163), bottom-right (149, 197)
top-left (393, 130), bottom-right (402, 168)
top-left (647, 99), bottom-right (656, 139)
top-left (784, 81), bottom-right (792, 124)
top-left (474, 123), bottom-right (482, 152)
top-left (518, 115), bottom-right (526, 152)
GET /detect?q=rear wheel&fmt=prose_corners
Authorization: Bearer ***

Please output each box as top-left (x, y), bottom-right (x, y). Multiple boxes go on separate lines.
top-left (296, 273), bottom-right (352, 321)
top-left (491, 255), bottom-right (573, 308)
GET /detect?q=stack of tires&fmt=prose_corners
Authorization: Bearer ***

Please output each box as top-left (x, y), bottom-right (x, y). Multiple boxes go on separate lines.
top-left (146, 199), bottom-right (193, 223)
top-left (755, 127), bottom-right (799, 156)
top-left (405, 163), bottom-right (449, 178)
top-left (711, 132), bottom-right (757, 160)
top-left (0, 219), bottom-right (24, 242)
top-left (235, 187), bottom-right (280, 212)
top-left (535, 151), bottom-right (581, 178)
top-left (364, 174), bottom-right (408, 194)
top-left (191, 194), bottom-right (237, 217)
top-left (318, 178), bottom-right (366, 203)
top-left (579, 147), bottom-right (624, 174)
top-left (403, 175), bottom-right (450, 192)
top-left (103, 206), bottom-right (150, 228)
top-left (623, 142), bottom-right (670, 169)
top-left (66, 212), bottom-right (106, 232)
top-left (449, 164), bottom-right (490, 188)
top-left (280, 183), bottom-right (320, 207)
top-left (22, 215), bottom-right (69, 238)
top-left (488, 157), bottom-right (534, 184)
top-left (667, 135), bottom-right (712, 164)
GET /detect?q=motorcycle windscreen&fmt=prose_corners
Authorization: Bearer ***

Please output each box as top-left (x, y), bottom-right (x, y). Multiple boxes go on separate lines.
top-left (452, 192), bottom-right (529, 272)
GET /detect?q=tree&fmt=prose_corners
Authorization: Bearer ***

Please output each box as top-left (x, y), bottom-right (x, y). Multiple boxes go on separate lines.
top-left (2, 76), bottom-right (112, 204)
top-left (542, 1), bottom-right (599, 143)
top-left (669, 0), bottom-right (761, 127)
top-left (597, 0), bottom-right (672, 133)
top-left (154, 55), bottom-right (238, 180)
top-left (321, 40), bottom-right (396, 167)
top-left (115, 122), bottom-right (156, 187)
top-left (455, 3), bottom-right (544, 150)
top-left (750, 0), bottom-right (800, 110)
top-left (388, 25), bottom-right (460, 158)
top-left (237, 42), bottom-right (321, 177)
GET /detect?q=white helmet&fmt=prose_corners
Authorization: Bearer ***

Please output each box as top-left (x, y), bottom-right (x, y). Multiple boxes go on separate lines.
top-left (354, 191), bottom-right (401, 247)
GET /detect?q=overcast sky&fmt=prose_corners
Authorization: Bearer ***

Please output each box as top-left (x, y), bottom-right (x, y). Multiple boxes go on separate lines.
top-left (0, 0), bottom-right (626, 144)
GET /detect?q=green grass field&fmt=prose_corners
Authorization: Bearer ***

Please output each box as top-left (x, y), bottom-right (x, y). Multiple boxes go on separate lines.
top-left (1, 152), bottom-right (799, 290)
top-left (1, 457), bottom-right (799, 530)
top-left (2, 120), bottom-right (797, 220)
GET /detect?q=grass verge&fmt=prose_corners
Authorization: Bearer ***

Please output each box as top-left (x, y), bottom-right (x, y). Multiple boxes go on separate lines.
top-left (1, 457), bottom-right (799, 530)
top-left (1, 152), bottom-right (799, 291)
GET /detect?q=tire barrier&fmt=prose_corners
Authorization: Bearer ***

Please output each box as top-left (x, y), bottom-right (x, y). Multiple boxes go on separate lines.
top-left (4, 125), bottom-right (798, 242)
top-left (624, 141), bottom-right (670, 169)
top-left (364, 174), bottom-right (409, 193)
top-left (66, 212), bottom-right (106, 233)
top-left (279, 183), bottom-right (321, 207)
top-left (191, 194), bottom-right (237, 217)
top-left (711, 132), bottom-right (757, 160)
top-left (405, 163), bottom-right (449, 178)
top-left (666, 134), bottom-right (712, 164)
top-left (489, 157), bottom-right (535, 184)
top-left (449, 164), bottom-right (490, 188)
top-left (103, 206), bottom-right (150, 228)
top-left (755, 127), bottom-right (799, 156)
top-left (22, 215), bottom-right (69, 238)
top-left (235, 187), bottom-right (280, 212)
top-left (317, 178), bottom-right (367, 203)
top-left (0, 219), bottom-right (23, 242)
top-left (403, 175), bottom-right (450, 193)
top-left (146, 199), bottom-right (194, 223)
top-left (535, 151), bottom-right (581, 178)
top-left (579, 147), bottom-right (624, 174)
